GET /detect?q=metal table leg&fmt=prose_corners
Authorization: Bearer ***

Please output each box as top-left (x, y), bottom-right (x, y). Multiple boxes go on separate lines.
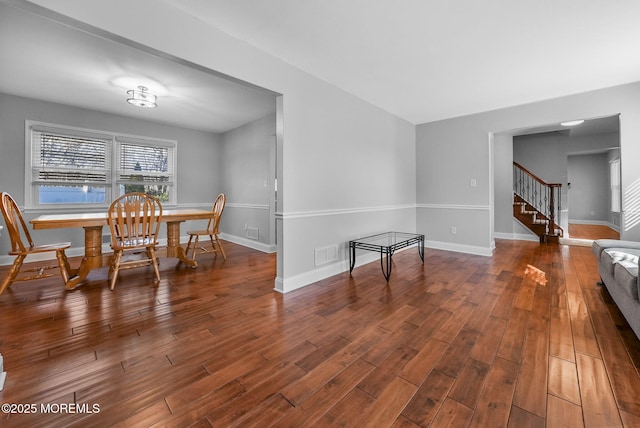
top-left (380, 248), bottom-right (392, 281)
top-left (349, 241), bottom-right (356, 273)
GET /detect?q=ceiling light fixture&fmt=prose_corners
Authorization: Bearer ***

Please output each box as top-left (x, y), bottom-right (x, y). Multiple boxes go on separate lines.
top-left (127, 86), bottom-right (157, 108)
top-left (560, 119), bottom-right (584, 127)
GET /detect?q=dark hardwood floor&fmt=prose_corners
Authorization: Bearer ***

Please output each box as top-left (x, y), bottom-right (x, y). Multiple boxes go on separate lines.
top-left (1, 239), bottom-right (639, 427)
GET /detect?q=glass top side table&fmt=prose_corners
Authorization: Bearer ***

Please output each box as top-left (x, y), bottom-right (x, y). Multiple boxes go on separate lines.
top-left (349, 231), bottom-right (425, 281)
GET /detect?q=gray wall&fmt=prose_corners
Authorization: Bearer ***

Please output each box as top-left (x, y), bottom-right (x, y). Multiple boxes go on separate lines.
top-left (418, 82), bottom-right (640, 254)
top-left (8, 1), bottom-right (418, 292)
top-left (567, 153), bottom-right (610, 223)
top-left (514, 132), bottom-right (568, 186)
top-left (512, 130), bottom-right (618, 228)
top-left (16, 1), bottom-right (640, 290)
top-left (220, 113), bottom-right (276, 250)
top-left (0, 92), bottom-right (222, 257)
top-left (513, 132), bottom-right (569, 235)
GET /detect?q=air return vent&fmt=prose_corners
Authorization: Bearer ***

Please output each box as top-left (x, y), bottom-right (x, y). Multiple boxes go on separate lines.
top-left (315, 245), bottom-right (338, 266)
top-left (247, 226), bottom-right (259, 240)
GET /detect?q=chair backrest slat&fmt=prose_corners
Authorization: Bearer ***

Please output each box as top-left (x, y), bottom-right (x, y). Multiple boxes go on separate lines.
top-left (0, 192), bottom-right (34, 253)
top-left (108, 193), bottom-right (162, 250)
top-left (208, 193), bottom-right (226, 234)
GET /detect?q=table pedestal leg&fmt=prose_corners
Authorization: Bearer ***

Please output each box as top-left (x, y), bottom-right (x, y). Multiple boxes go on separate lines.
top-left (65, 226), bottom-right (104, 290)
top-left (166, 221), bottom-right (197, 267)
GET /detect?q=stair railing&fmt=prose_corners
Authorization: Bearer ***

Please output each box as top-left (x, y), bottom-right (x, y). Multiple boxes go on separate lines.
top-left (513, 162), bottom-right (563, 237)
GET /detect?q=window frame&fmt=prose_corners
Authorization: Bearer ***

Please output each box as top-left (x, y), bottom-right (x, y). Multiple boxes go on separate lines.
top-left (610, 157), bottom-right (621, 213)
top-left (25, 120), bottom-right (177, 210)
top-left (115, 136), bottom-right (176, 204)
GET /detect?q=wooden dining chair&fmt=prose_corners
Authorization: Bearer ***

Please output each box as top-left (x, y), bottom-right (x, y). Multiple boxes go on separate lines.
top-left (107, 192), bottom-right (162, 290)
top-left (0, 192), bottom-right (72, 295)
top-left (185, 193), bottom-right (227, 262)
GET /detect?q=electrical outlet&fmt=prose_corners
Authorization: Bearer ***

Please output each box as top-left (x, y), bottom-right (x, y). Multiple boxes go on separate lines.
top-left (450, 226), bottom-right (457, 234)
top-left (470, 178), bottom-right (477, 187)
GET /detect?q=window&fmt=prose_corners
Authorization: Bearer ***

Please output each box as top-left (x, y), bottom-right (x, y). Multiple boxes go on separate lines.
top-left (26, 121), bottom-right (176, 208)
top-left (610, 157), bottom-right (621, 213)
top-left (116, 138), bottom-right (174, 203)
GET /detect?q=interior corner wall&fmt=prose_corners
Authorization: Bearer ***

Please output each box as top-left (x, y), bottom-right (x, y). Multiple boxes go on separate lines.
top-left (417, 81), bottom-right (640, 250)
top-left (513, 133), bottom-right (569, 186)
top-left (219, 113), bottom-right (276, 251)
top-left (608, 148), bottom-right (622, 229)
top-left (30, 0), bottom-right (417, 292)
top-left (492, 133), bottom-right (535, 240)
top-left (513, 133), bottom-right (569, 229)
top-left (567, 153), bottom-right (609, 223)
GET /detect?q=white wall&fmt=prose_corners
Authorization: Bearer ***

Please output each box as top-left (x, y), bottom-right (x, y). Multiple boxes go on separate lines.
top-left (24, 0), bottom-right (417, 292)
top-left (418, 82), bottom-right (640, 253)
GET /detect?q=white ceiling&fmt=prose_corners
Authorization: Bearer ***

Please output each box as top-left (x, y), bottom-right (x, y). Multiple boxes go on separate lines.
top-left (164, 0), bottom-right (640, 125)
top-left (1, 1), bottom-right (638, 134)
top-left (0, 2), bottom-right (278, 134)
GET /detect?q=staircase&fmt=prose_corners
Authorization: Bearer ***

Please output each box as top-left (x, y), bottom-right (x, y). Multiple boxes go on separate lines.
top-left (513, 162), bottom-right (564, 243)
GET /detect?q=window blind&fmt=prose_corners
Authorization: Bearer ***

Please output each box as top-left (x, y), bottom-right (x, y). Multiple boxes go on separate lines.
top-left (32, 130), bottom-right (111, 185)
top-left (26, 121), bottom-right (178, 207)
top-left (116, 140), bottom-right (174, 185)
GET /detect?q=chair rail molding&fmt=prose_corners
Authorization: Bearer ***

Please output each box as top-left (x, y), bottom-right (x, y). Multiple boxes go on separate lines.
top-left (277, 203), bottom-right (416, 219)
top-left (417, 203), bottom-right (491, 211)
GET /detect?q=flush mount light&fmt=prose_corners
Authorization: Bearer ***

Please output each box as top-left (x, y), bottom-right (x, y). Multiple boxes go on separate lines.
top-left (560, 120), bottom-right (584, 127)
top-left (127, 86), bottom-right (157, 108)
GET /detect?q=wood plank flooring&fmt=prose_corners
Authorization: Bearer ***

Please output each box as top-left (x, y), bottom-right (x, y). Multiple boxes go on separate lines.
top-left (1, 239), bottom-right (639, 427)
top-left (568, 223), bottom-right (620, 240)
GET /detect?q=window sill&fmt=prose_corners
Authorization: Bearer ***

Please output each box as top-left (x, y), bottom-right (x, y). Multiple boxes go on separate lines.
top-left (23, 204), bottom-right (183, 215)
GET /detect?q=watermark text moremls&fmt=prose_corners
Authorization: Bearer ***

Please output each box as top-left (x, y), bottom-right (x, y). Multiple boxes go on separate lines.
top-left (40, 403), bottom-right (101, 413)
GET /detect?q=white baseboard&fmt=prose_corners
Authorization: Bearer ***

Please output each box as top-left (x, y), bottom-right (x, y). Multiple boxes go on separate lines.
top-left (276, 240), bottom-right (492, 293)
top-left (494, 232), bottom-right (539, 242)
top-left (2, 234), bottom-right (492, 293)
top-left (559, 237), bottom-right (593, 247)
top-left (425, 240), bottom-right (493, 257)
top-left (0, 233), bottom-right (274, 266)
top-left (275, 251), bottom-right (381, 293)
top-left (219, 233), bottom-right (276, 253)
top-left (569, 219), bottom-right (608, 225)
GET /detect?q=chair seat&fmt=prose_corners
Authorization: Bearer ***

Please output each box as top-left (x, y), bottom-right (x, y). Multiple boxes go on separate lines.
top-left (1, 192), bottom-right (74, 295)
top-left (184, 194), bottom-right (226, 262)
top-left (9, 242), bottom-right (71, 255)
top-left (112, 237), bottom-right (157, 248)
top-left (186, 229), bottom-right (214, 235)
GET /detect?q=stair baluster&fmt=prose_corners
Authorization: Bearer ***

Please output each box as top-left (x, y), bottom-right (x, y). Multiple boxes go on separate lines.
top-left (513, 162), bottom-right (563, 242)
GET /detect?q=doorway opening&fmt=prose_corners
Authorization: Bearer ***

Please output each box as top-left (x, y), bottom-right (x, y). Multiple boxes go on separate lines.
top-left (492, 114), bottom-right (621, 245)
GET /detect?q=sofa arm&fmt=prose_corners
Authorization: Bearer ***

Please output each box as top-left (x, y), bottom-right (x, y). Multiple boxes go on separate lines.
top-left (592, 239), bottom-right (640, 259)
